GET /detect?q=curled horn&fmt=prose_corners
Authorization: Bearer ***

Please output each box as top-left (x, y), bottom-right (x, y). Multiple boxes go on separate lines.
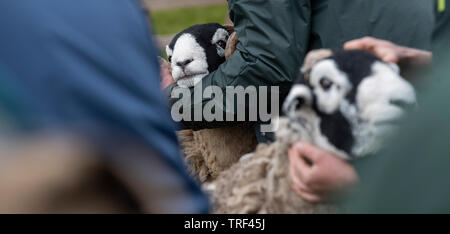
top-left (301, 49), bottom-right (333, 81)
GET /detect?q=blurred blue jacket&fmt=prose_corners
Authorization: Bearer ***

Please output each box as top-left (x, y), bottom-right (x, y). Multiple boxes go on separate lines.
top-left (0, 0), bottom-right (208, 213)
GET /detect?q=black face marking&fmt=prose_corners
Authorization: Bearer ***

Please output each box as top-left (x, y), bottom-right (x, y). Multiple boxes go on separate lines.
top-left (177, 59), bottom-right (193, 69)
top-left (292, 72), bottom-right (310, 88)
top-left (168, 23), bottom-right (229, 73)
top-left (291, 67), bottom-right (354, 155)
top-left (316, 109), bottom-right (354, 156)
top-left (217, 40), bottom-right (226, 49)
top-left (330, 50), bottom-right (381, 103)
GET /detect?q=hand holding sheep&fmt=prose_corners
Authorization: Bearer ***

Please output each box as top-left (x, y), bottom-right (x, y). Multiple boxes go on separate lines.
top-left (160, 57), bottom-right (175, 89)
top-left (288, 142), bottom-right (359, 203)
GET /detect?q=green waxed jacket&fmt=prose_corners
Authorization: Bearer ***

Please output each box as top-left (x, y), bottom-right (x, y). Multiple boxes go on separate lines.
top-left (311, 0), bottom-right (434, 51)
top-left (167, 0), bottom-right (435, 133)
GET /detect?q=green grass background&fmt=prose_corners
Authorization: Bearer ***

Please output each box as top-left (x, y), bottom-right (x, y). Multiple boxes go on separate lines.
top-left (150, 4), bottom-right (228, 35)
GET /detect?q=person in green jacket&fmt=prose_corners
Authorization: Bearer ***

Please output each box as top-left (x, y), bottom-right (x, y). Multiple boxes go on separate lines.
top-left (288, 0), bottom-right (450, 210)
top-left (162, 0), bottom-right (434, 143)
top-left (345, 0), bottom-right (450, 213)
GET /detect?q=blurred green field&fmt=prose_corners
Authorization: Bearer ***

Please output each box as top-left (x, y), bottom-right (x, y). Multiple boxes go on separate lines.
top-left (150, 4), bottom-right (228, 35)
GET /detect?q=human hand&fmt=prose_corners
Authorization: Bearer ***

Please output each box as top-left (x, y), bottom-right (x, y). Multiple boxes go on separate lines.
top-left (344, 37), bottom-right (432, 68)
top-left (225, 31), bottom-right (238, 60)
top-left (159, 57), bottom-right (175, 90)
top-left (288, 142), bottom-right (359, 203)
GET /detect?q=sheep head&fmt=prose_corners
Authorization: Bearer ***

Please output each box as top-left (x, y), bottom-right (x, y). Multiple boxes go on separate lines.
top-left (282, 50), bottom-right (417, 159)
top-left (165, 23), bottom-right (233, 88)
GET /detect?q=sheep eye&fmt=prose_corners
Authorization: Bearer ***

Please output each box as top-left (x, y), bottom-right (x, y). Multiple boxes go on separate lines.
top-left (320, 77), bottom-right (333, 91)
top-left (168, 56), bottom-right (172, 62)
top-left (217, 41), bottom-right (226, 49)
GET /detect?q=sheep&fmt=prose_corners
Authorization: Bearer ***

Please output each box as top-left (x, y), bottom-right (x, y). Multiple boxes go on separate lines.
top-left (210, 49), bottom-right (417, 214)
top-left (164, 23), bottom-right (258, 182)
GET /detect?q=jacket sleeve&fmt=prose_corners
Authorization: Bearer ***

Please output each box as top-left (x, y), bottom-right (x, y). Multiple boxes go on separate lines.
top-left (167, 0), bottom-right (312, 130)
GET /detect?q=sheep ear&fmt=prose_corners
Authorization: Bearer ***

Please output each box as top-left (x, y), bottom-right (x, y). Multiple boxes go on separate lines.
top-left (387, 62), bottom-right (401, 74)
top-left (301, 49), bottom-right (333, 77)
top-left (165, 46), bottom-right (172, 58)
top-left (283, 83), bottom-right (312, 116)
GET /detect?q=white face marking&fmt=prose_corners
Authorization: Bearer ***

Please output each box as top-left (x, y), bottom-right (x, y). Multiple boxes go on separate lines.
top-left (211, 28), bottom-right (228, 57)
top-left (165, 46), bottom-right (173, 61)
top-left (309, 60), bottom-right (353, 114)
top-left (168, 33), bottom-right (209, 88)
top-left (356, 61), bottom-right (416, 124)
top-left (349, 62), bottom-right (416, 157)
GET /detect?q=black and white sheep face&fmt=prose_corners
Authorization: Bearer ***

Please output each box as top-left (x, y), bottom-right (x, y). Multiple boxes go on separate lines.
top-left (166, 23), bottom-right (229, 88)
top-left (283, 50), bottom-right (417, 159)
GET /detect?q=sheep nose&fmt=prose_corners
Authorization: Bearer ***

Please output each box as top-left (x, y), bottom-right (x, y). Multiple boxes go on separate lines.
top-left (177, 59), bottom-right (193, 70)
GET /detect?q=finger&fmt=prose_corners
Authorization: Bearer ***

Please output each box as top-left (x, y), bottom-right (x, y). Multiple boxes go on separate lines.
top-left (291, 184), bottom-right (304, 197)
top-left (289, 145), bottom-right (313, 181)
top-left (381, 52), bottom-right (399, 64)
top-left (225, 32), bottom-right (238, 60)
top-left (292, 180), bottom-right (316, 194)
top-left (289, 163), bottom-right (303, 189)
top-left (159, 56), bottom-right (170, 68)
top-left (289, 154), bottom-right (314, 190)
top-left (291, 182), bottom-right (316, 198)
top-left (294, 143), bottom-right (325, 164)
top-left (293, 187), bottom-right (322, 203)
top-left (344, 39), bottom-right (368, 50)
top-left (344, 37), bottom-right (377, 50)
top-left (223, 24), bottom-right (235, 33)
top-left (161, 70), bottom-right (175, 89)
top-left (375, 47), bottom-right (399, 63)
top-left (382, 54), bottom-right (399, 64)
top-left (292, 179), bottom-right (330, 201)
